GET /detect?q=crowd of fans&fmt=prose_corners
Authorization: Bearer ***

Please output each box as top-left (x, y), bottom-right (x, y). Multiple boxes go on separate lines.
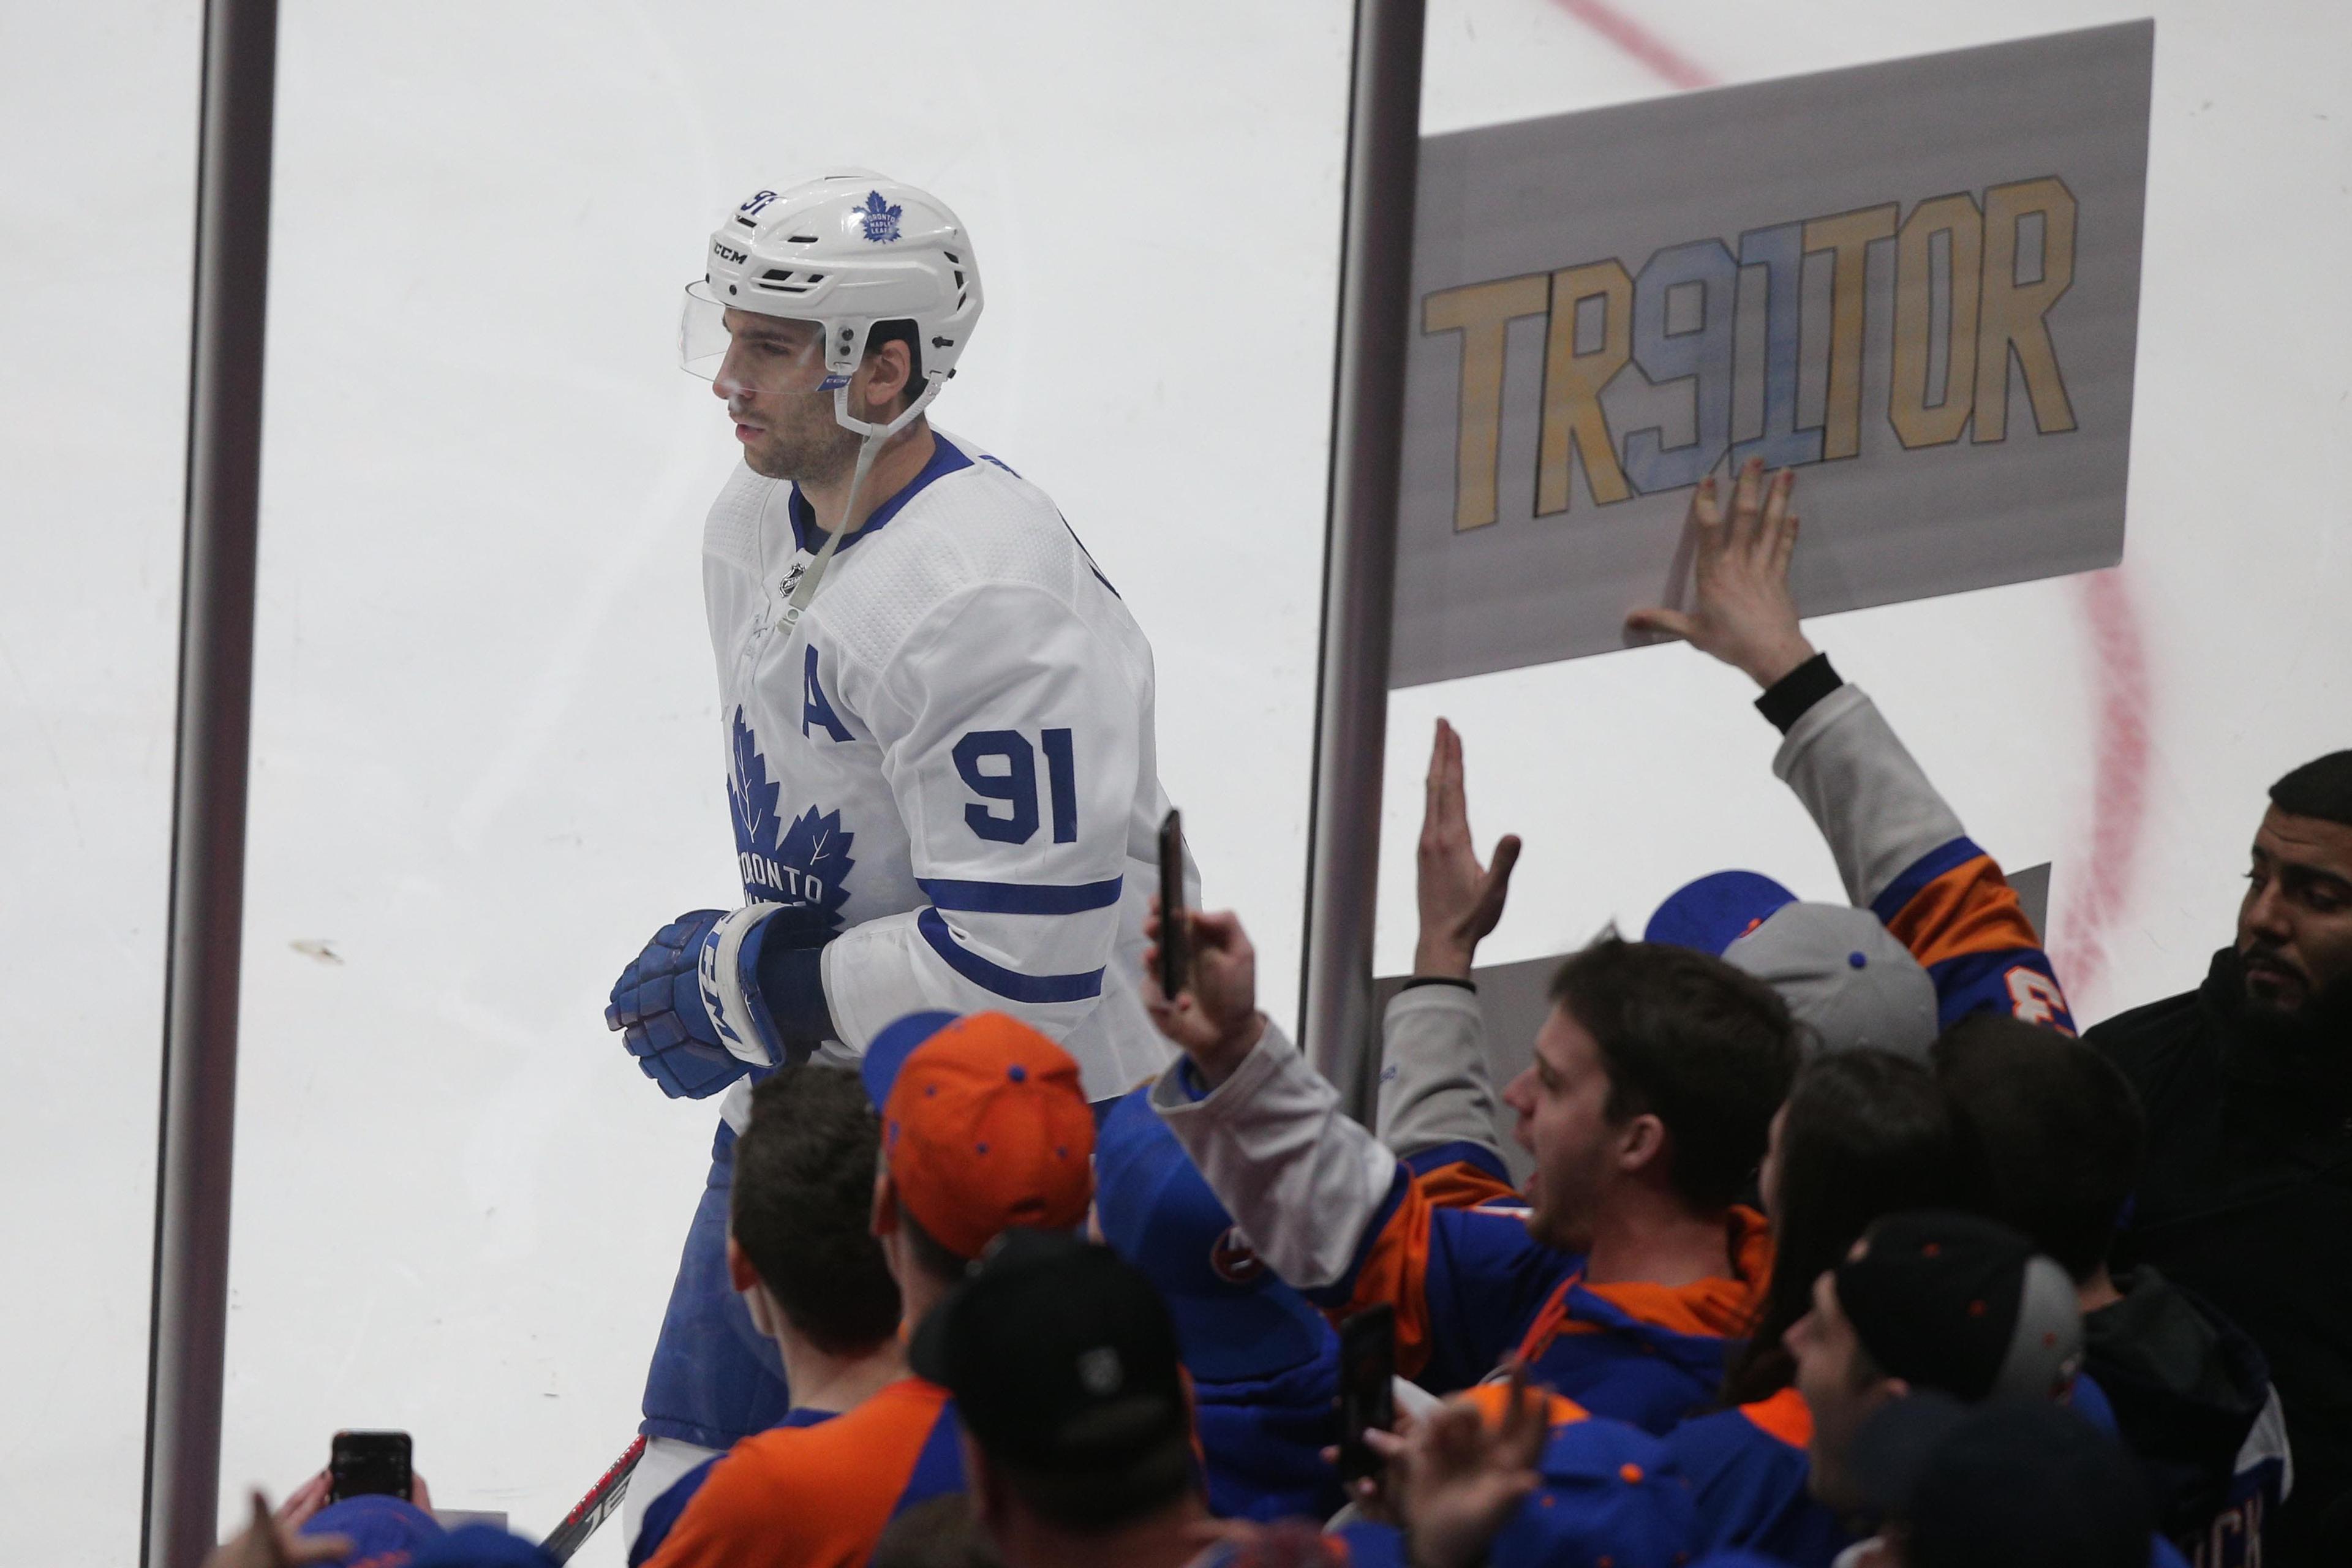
top-left (213, 459), bottom-right (2352, 1568)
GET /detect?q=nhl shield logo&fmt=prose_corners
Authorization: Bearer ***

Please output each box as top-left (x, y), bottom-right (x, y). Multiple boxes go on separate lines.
top-left (859, 190), bottom-right (903, 244)
top-left (1209, 1226), bottom-right (1266, 1286)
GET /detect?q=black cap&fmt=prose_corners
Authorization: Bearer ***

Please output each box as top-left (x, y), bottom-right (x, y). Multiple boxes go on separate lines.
top-left (1849, 1393), bottom-right (2153, 1568)
top-left (1835, 1210), bottom-right (2082, 1403)
top-left (911, 1229), bottom-right (1189, 1475)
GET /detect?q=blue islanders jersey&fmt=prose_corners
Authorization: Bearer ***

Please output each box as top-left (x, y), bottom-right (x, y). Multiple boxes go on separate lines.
top-left (1665, 1390), bottom-right (1849, 1568)
top-left (1775, 685), bottom-right (2076, 1033)
top-left (701, 432), bottom-right (1177, 1114)
top-left (1156, 1033), bottom-right (1771, 1437)
top-left (1194, 1333), bottom-right (1347, 1523)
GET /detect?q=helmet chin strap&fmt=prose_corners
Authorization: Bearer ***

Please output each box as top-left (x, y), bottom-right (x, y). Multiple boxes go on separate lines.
top-left (778, 377), bottom-right (941, 630)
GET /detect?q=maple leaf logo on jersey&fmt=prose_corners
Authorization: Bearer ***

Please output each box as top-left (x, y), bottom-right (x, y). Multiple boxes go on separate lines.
top-left (728, 710), bottom-right (855, 938)
top-left (858, 190), bottom-right (903, 244)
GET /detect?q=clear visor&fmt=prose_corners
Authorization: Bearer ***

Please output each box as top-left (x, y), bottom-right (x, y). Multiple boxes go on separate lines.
top-left (679, 281), bottom-right (840, 396)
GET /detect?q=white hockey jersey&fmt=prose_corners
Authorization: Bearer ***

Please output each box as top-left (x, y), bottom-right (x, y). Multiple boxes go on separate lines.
top-left (700, 431), bottom-right (1178, 1112)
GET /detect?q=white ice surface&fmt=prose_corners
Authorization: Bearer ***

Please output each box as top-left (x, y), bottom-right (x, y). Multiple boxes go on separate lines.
top-left (4, 2), bottom-right (2348, 1564)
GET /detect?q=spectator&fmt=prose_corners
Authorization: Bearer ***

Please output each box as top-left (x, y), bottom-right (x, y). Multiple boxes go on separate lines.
top-left (1666, 1050), bottom-right (1965, 1564)
top-left (1374, 717), bottom-right (1522, 1190)
top-left (1357, 1366), bottom-right (1697, 1568)
top-left (1092, 1087), bottom-right (1344, 1521)
top-left (1936, 1013), bottom-right (2288, 1566)
top-left (914, 1229), bottom-right (1209, 1568)
top-left (1785, 1211), bottom-right (2081, 1537)
top-left (1628, 458), bottom-right (2075, 1035)
top-left (644, 1010), bottom-right (1096, 1568)
top-left (1845, 1395), bottom-right (2163, 1568)
top-left (627, 1061), bottom-right (904, 1562)
top-left (202, 1485), bottom-right (562, 1568)
top-left (1147, 905), bottom-right (1798, 1431)
top-left (873, 1496), bottom-right (1003, 1568)
top-left (2091, 749), bottom-right (2352, 1566)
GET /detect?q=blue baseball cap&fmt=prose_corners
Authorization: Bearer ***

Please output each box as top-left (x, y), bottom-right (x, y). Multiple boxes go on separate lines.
top-left (409, 1525), bottom-right (559, 1567)
top-left (1643, 869), bottom-right (1799, 954)
top-left (301, 1494), bottom-right (444, 1563)
top-left (1650, 871), bottom-right (1939, 1058)
top-left (1092, 1088), bottom-right (1332, 1384)
top-left (859, 1009), bottom-right (960, 1108)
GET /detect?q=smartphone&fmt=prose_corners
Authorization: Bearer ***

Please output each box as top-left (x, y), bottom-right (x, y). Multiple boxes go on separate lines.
top-left (328, 1430), bottom-right (413, 1504)
top-left (1336, 1303), bottom-right (1397, 1487)
top-left (1156, 808), bottom-right (1188, 999)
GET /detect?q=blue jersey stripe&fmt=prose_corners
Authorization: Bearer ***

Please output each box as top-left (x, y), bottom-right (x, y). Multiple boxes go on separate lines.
top-left (918, 875), bottom-right (1123, 914)
top-left (1869, 835), bottom-right (1986, 925)
top-left (1402, 1140), bottom-right (1514, 1186)
top-left (889, 1399), bottom-right (968, 1520)
top-left (917, 910), bottom-right (1105, 1003)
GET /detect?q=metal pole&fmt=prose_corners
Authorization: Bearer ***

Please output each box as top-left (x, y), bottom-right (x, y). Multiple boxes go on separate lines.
top-left (1299, 0), bottom-right (1423, 1110)
top-left (143, 0), bottom-right (278, 1561)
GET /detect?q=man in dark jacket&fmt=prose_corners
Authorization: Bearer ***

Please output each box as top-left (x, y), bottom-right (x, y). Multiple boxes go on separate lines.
top-left (1937, 1012), bottom-right (2287, 1567)
top-left (2092, 750), bottom-right (2352, 1566)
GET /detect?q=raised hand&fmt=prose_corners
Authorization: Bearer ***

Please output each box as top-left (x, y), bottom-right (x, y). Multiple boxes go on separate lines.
top-left (1415, 719), bottom-right (1521, 981)
top-left (1144, 902), bottom-right (1266, 1088)
top-left (201, 1491), bottom-right (353, 1568)
top-left (1626, 456), bottom-right (1817, 689)
top-left (1365, 1361), bottom-right (1549, 1568)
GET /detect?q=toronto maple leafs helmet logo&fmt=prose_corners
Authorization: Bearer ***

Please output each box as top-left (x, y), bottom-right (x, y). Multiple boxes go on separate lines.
top-left (728, 710), bottom-right (856, 940)
top-left (858, 190), bottom-right (903, 244)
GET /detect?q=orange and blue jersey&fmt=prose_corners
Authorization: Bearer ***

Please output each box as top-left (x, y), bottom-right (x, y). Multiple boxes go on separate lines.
top-left (631, 1409), bottom-right (833, 1567)
top-left (638, 1378), bottom-right (963, 1568)
top-left (1157, 1026), bottom-right (1773, 1439)
top-left (1665, 1389), bottom-right (1848, 1568)
top-left (1333, 1387), bottom-right (1700, 1568)
top-left (1325, 1147), bottom-right (1771, 1432)
top-left (1871, 835), bottom-right (2075, 1034)
top-left (1765, 670), bottom-right (2075, 1034)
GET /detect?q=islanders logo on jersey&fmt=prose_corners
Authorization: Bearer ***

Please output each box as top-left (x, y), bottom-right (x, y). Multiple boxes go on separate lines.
top-left (1209, 1226), bottom-right (1268, 1288)
top-left (859, 190), bottom-right (903, 244)
top-left (728, 710), bottom-right (855, 938)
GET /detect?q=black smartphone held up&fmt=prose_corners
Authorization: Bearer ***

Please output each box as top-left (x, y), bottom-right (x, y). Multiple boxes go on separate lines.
top-left (328, 1430), bottom-right (413, 1504)
top-left (1336, 1303), bottom-right (1398, 1488)
top-left (1156, 808), bottom-right (1188, 1000)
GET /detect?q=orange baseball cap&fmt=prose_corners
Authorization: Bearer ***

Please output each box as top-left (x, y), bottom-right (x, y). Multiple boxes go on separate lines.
top-left (876, 1011), bottom-right (1096, 1261)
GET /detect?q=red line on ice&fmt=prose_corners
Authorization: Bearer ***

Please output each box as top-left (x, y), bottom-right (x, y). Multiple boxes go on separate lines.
top-left (1547, 0), bottom-right (2153, 1009)
top-left (1551, 0), bottom-right (1716, 91)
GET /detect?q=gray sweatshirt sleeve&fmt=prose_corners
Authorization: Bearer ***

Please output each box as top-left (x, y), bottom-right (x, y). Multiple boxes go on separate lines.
top-left (1773, 683), bottom-right (1967, 909)
top-left (1374, 984), bottom-right (1507, 1162)
top-left (1151, 1020), bottom-right (1401, 1291)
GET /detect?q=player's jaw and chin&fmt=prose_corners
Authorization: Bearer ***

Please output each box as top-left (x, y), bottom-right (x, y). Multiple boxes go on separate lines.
top-left (726, 386), bottom-right (860, 485)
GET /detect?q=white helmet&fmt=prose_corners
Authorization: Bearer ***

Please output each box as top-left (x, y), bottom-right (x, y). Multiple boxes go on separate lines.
top-left (684, 169), bottom-right (983, 398)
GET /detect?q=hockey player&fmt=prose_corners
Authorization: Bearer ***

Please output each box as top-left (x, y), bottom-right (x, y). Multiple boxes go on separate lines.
top-left (603, 172), bottom-right (1178, 1519)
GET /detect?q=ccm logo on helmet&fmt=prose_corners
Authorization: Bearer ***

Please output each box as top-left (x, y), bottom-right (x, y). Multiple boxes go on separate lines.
top-left (713, 242), bottom-right (748, 265)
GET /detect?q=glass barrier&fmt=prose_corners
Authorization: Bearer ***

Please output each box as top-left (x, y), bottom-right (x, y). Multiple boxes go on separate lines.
top-left (221, 4), bottom-right (1349, 1556)
top-left (0, 7), bottom-right (201, 1564)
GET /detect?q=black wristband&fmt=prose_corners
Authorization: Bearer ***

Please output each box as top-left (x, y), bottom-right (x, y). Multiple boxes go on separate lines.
top-left (1755, 651), bottom-right (1842, 734)
top-left (1400, 976), bottom-right (1477, 993)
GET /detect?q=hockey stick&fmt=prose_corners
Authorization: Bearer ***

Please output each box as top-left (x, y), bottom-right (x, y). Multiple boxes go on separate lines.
top-left (539, 1434), bottom-right (647, 1564)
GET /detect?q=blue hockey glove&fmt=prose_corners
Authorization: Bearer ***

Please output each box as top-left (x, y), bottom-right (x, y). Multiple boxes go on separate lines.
top-left (606, 910), bottom-right (742, 1099)
top-left (607, 905), bottom-right (839, 1098)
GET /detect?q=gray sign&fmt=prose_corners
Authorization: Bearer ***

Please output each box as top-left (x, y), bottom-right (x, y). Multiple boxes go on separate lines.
top-left (1392, 22), bottom-right (2152, 688)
